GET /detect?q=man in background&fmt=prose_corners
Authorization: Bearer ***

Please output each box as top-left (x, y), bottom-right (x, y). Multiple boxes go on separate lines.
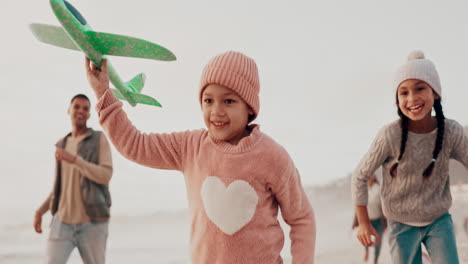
top-left (34, 94), bottom-right (113, 264)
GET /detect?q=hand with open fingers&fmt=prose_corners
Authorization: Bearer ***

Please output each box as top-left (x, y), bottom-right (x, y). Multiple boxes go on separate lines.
top-left (55, 147), bottom-right (76, 164)
top-left (357, 223), bottom-right (380, 247)
top-left (85, 57), bottom-right (110, 99)
top-left (33, 211), bottom-right (43, 234)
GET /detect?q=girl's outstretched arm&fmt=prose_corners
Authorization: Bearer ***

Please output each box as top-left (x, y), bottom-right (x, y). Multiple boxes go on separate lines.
top-left (85, 57), bottom-right (110, 99)
top-left (83, 57), bottom-right (188, 171)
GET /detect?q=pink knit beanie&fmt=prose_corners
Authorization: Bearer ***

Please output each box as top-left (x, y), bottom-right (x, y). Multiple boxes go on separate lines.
top-left (199, 51), bottom-right (260, 122)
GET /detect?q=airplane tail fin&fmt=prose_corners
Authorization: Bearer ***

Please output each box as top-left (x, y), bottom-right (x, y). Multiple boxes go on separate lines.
top-left (126, 73), bottom-right (146, 93)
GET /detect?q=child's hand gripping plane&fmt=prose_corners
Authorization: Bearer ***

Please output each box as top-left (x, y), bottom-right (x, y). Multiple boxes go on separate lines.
top-left (29, 0), bottom-right (176, 107)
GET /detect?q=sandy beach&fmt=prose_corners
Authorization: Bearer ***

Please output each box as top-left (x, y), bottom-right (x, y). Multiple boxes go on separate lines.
top-left (2, 183), bottom-right (468, 263)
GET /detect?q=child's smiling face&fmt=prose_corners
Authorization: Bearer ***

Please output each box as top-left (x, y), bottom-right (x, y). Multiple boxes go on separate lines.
top-left (201, 84), bottom-right (253, 145)
top-left (397, 79), bottom-right (439, 122)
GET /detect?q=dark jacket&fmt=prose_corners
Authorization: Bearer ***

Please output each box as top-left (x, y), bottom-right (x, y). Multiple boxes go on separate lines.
top-left (51, 128), bottom-right (111, 221)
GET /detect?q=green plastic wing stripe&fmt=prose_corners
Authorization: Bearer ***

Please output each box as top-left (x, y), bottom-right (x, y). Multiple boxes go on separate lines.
top-left (112, 89), bottom-right (162, 107)
top-left (30, 23), bottom-right (80, 51)
top-left (87, 31), bottom-right (176, 61)
top-left (129, 91), bottom-right (162, 107)
top-left (112, 88), bottom-right (126, 101)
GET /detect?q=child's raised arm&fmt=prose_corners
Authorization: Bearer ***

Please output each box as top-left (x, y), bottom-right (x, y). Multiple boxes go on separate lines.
top-left (83, 57), bottom-right (188, 172)
top-left (85, 57), bottom-right (110, 100)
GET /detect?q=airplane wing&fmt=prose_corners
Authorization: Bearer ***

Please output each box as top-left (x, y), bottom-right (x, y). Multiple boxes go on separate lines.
top-left (30, 23), bottom-right (80, 51)
top-left (112, 89), bottom-right (162, 107)
top-left (88, 31), bottom-right (176, 61)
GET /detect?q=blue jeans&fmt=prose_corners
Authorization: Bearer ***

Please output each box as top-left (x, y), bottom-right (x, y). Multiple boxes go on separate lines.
top-left (365, 218), bottom-right (385, 264)
top-left (388, 213), bottom-right (459, 264)
top-left (47, 216), bottom-right (109, 264)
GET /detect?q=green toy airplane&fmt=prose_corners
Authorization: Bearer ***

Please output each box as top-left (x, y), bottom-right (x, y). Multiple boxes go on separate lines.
top-left (30, 0), bottom-right (176, 107)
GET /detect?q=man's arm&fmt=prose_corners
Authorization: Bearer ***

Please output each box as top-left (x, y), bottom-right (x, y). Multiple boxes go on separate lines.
top-left (73, 133), bottom-right (113, 185)
top-left (55, 133), bottom-right (112, 184)
top-left (34, 192), bottom-right (53, 234)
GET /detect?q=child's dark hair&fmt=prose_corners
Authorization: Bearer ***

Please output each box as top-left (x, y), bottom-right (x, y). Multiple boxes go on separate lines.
top-left (389, 99), bottom-right (445, 178)
top-left (70, 94), bottom-right (91, 106)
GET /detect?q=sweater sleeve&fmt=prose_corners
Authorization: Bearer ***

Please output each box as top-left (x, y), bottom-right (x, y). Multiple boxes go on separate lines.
top-left (450, 121), bottom-right (468, 169)
top-left (352, 126), bottom-right (391, 206)
top-left (274, 159), bottom-right (316, 264)
top-left (74, 133), bottom-right (113, 185)
top-left (96, 90), bottom-right (186, 171)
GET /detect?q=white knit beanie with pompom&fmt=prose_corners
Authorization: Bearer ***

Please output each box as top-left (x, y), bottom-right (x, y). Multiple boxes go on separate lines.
top-left (394, 50), bottom-right (442, 97)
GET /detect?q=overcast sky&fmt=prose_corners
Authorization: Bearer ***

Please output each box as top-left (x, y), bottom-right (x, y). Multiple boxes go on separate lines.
top-left (2, 0), bottom-right (468, 214)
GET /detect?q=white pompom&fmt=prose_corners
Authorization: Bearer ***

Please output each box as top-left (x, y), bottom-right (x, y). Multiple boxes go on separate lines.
top-left (408, 50), bottom-right (425, 60)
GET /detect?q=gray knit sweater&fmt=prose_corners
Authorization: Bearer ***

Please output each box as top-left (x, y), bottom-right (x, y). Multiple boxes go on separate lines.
top-left (352, 119), bottom-right (468, 224)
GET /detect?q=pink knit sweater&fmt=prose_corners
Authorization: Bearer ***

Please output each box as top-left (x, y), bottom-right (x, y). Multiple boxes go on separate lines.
top-left (97, 91), bottom-right (316, 263)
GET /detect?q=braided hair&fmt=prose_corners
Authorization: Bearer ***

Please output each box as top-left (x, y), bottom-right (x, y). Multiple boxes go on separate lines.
top-left (389, 99), bottom-right (445, 178)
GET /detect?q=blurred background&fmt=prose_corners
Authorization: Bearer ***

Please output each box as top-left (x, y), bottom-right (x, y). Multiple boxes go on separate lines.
top-left (1, 0), bottom-right (468, 263)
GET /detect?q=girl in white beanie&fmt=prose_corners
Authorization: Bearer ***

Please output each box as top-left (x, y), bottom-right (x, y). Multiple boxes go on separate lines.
top-left (352, 50), bottom-right (468, 264)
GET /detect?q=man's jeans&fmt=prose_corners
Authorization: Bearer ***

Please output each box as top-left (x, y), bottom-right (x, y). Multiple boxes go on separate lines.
top-left (388, 213), bottom-right (459, 264)
top-left (46, 216), bottom-right (109, 264)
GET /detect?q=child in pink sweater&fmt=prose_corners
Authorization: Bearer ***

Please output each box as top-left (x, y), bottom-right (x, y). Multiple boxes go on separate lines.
top-left (85, 51), bottom-right (316, 263)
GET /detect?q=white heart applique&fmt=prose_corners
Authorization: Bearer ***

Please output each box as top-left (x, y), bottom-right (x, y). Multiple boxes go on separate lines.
top-left (201, 176), bottom-right (259, 235)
